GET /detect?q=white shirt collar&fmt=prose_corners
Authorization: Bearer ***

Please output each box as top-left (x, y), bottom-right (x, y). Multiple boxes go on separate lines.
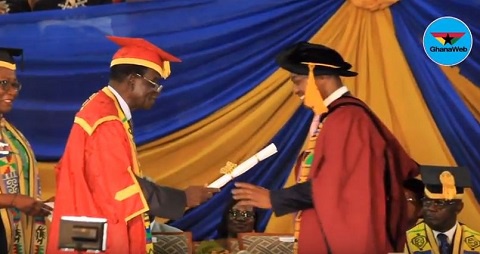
top-left (107, 86), bottom-right (132, 121)
top-left (323, 86), bottom-right (349, 107)
top-left (433, 222), bottom-right (458, 245)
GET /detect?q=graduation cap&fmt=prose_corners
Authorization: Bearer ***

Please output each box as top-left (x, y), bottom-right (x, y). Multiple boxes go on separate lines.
top-left (275, 42), bottom-right (356, 114)
top-left (0, 48), bottom-right (23, 71)
top-left (420, 165), bottom-right (471, 200)
top-left (275, 42), bottom-right (357, 77)
top-left (107, 36), bottom-right (181, 79)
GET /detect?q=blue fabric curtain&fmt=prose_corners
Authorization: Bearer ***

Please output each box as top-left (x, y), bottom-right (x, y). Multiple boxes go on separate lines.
top-left (391, 1), bottom-right (480, 201)
top-left (169, 107), bottom-right (313, 241)
top-left (0, 0), bottom-right (343, 160)
top-left (390, 0), bottom-right (480, 87)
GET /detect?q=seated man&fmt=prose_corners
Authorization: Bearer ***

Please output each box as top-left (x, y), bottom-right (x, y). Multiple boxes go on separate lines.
top-left (405, 165), bottom-right (480, 253)
top-left (199, 199), bottom-right (256, 253)
top-left (222, 199), bottom-right (256, 238)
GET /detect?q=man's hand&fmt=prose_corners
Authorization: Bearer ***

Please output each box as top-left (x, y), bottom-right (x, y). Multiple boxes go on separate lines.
top-left (184, 186), bottom-right (220, 207)
top-left (12, 195), bottom-right (52, 217)
top-left (231, 182), bottom-right (272, 209)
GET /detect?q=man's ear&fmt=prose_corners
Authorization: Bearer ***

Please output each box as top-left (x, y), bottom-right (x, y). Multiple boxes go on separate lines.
top-left (455, 201), bottom-right (464, 214)
top-left (127, 74), bottom-right (136, 90)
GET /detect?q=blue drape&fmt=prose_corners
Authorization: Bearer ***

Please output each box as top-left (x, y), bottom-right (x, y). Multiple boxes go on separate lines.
top-left (391, 1), bottom-right (480, 201)
top-left (393, 0), bottom-right (480, 86)
top-left (169, 107), bottom-right (313, 241)
top-left (0, 0), bottom-right (343, 160)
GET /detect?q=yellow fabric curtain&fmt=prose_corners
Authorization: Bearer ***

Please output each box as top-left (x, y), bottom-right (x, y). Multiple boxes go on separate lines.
top-left (266, 0), bottom-right (480, 233)
top-left (38, 71), bottom-right (301, 198)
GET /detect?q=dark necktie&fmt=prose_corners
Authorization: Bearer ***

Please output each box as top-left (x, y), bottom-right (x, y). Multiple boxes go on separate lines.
top-left (437, 233), bottom-right (450, 254)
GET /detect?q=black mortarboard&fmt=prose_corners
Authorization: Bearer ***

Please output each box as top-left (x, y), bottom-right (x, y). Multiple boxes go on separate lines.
top-left (275, 42), bottom-right (357, 77)
top-left (420, 165), bottom-right (471, 200)
top-left (0, 48), bottom-right (23, 71)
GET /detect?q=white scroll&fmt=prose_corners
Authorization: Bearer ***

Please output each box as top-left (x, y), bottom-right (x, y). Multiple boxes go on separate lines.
top-left (44, 202), bottom-right (54, 222)
top-left (208, 143), bottom-right (278, 188)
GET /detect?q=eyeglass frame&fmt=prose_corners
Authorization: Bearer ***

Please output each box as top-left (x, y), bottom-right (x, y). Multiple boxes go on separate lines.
top-left (0, 79), bottom-right (22, 92)
top-left (135, 73), bottom-right (162, 93)
top-left (421, 197), bottom-right (459, 209)
top-left (228, 209), bottom-right (255, 220)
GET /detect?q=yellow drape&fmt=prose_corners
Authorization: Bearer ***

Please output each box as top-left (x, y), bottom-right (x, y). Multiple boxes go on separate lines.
top-left (266, 0), bottom-right (479, 233)
top-left (349, 0), bottom-right (398, 11)
top-left (38, 71), bottom-right (301, 199)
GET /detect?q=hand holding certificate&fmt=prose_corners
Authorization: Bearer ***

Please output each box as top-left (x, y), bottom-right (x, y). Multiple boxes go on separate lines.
top-left (208, 143), bottom-right (278, 188)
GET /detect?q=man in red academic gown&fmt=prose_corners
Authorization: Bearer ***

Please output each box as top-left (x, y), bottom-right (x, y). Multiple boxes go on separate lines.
top-left (232, 42), bottom-right (420, 253)
top-left (47, 36), bottom-right (219, 254)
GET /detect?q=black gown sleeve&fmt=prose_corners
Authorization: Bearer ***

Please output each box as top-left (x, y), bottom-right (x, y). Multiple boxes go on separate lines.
top-left (135, 176), bottom-right (187, 220)
top-left (270, 180), bottom-right (313, 216)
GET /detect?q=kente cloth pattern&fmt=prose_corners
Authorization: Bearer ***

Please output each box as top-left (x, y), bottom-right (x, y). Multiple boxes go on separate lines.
top-left (0, 119), bottom-right (46, 254)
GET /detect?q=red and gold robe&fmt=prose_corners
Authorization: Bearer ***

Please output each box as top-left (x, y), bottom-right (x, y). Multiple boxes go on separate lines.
top-left (47, 87), bottom-right (150, 254)
top-left (297, 96), bottom-right (419, 253)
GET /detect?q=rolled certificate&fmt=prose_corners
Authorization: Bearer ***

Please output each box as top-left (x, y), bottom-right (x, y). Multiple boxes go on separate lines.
top-left (208, 143), bottom-right (278, 188)
top-left (45, 202), bottom-right (54, 222)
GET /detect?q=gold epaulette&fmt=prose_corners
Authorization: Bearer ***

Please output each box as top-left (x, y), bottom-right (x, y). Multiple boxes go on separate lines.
top-left (74, 116), bottom-right (121, 135)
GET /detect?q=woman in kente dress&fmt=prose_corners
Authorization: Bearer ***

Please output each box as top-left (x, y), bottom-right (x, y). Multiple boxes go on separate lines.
top-left (0, 48), bottom-right (52, 254)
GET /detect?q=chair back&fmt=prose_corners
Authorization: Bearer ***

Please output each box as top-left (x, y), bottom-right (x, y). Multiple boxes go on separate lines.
top-left (237, 232), bottom-right (294, 254)
top-left (153, 231), bottom-right (193, 254)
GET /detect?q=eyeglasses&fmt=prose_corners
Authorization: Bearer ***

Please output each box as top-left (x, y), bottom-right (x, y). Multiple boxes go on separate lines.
top-left (421, 198), bottom-right (458, 208)
top-left (0, 80), bottom-right (22, 91)
top-left (228, 210), bottom-right (255, 220)
top-left (135, 73), bottom-right (162, 93)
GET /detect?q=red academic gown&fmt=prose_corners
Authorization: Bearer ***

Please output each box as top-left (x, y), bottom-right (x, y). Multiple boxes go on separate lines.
top-left (47, 87), bottom-right (149, 254)
top-left (297, 96), bottom-right (419, 253)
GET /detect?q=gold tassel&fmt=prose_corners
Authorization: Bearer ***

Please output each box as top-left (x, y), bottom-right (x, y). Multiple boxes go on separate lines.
top-left (303, 64), bottom-right (327, 114)
top-left (439, 171), bottom-right (457, 200)
top-left (159, 61), bottom-right (171, 79)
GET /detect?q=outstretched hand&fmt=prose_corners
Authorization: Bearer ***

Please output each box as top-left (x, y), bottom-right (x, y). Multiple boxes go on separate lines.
top-left (231, 182), bottom-right (272, 209)
top-left (185, 186), bottom-right (220, 207)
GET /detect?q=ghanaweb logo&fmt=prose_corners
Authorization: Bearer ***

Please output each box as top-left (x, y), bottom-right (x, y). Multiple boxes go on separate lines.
top-left (423, 16), bottom-right (473, 66)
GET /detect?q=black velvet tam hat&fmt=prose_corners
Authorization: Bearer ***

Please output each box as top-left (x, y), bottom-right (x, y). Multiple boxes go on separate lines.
top-left (275, 42), bottom-right (357, 77)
